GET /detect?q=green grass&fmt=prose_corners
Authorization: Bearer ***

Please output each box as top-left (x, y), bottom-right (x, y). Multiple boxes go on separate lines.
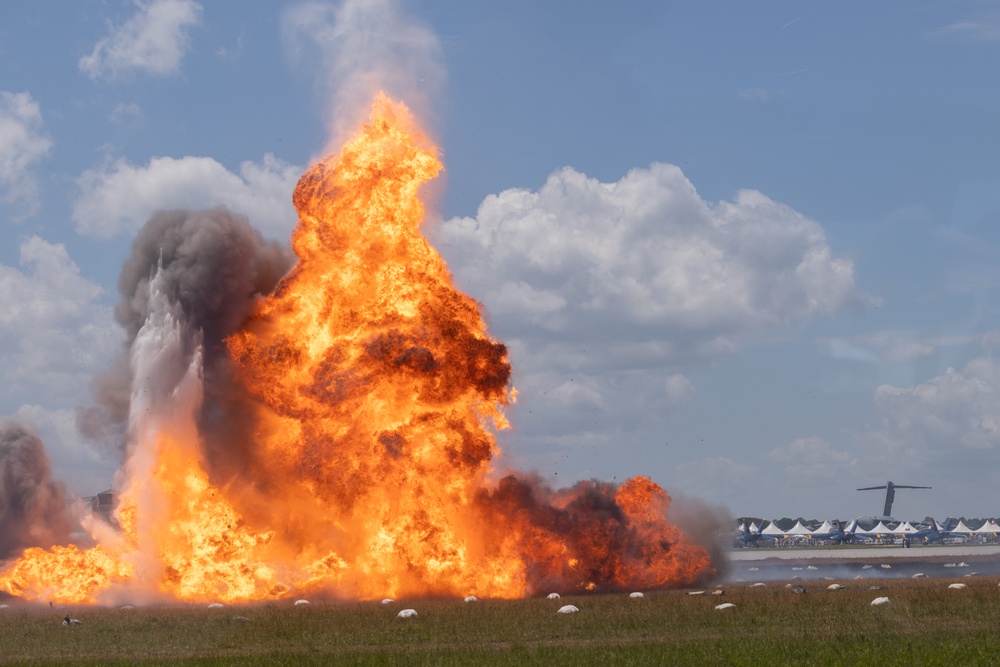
top-left (2, 577), bottom-right (999, 665)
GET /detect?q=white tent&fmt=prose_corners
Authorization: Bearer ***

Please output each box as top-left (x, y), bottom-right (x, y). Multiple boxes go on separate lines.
top-left (974, 520), bottom-right (1000, 535)
top-left (867, 521), bottom-right (894, 536)
top-left (813, 520), bottom-right (835, 535)
top-left (785, 521), bottom-right (813, 535)
top-left (950, 520), bottom-right (975, 535)
top-left (853, 521), bottom-right (876, 536)
top-left (894, 521), bottom-right (919, 534)
top-left (761, 521), bottom-right (786, 536)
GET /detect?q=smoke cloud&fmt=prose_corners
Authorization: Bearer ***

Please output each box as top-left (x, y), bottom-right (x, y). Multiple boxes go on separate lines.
top-left (668, 493), bottom-right (733, 581)
top-left (77, 207), bottom-right (294, 467)
top-left (0, 422), bottom-right (73, 557)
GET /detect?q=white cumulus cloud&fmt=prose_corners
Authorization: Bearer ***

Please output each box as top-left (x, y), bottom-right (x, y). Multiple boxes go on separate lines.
top-left (440, 164), bottom-right (866, 354)
top-left (79, 0), bottom-right (202, 80)
top-left (437, 162), bottom-right (868, 380)
top-left (436, 162), bottom-right (871, 463)
top-left (0, 91), bottom-right (52, 219)
top-left (873, 358), bottom-right (1000, 456)
top-left (73, 153), bottom-right (301, 239)
top-left (0, 237), bottom-right (119, 407)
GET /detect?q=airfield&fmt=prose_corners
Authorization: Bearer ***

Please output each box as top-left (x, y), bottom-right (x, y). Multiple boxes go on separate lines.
top-left (727, 544), bottom-right (1000, 582)
top-left (730, 544), bottom-right (1000, 561)
top-left (3, 576), bottom-right (1000, 664)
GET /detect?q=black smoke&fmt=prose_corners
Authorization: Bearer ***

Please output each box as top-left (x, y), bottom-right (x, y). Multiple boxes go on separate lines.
top-left (0, 422), bottom-right (73, 557)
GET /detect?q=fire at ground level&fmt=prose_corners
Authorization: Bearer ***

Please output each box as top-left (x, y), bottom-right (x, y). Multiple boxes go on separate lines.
top-left (726, 544), bottom-right (1000, 582)
top-left (3, 547), bottom-right (996, 608)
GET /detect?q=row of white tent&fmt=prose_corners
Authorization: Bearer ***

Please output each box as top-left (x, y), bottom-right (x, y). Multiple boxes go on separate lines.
top-left (745, 519), bottom-right (1000, 537)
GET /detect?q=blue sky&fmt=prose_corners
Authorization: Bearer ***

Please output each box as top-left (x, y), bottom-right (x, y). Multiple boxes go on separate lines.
top-left (2, 0), bottom-right (1000, 521)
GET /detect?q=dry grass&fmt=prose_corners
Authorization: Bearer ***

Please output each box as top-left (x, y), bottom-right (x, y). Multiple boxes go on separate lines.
top-left (1, 576), bottom-right (999, 665)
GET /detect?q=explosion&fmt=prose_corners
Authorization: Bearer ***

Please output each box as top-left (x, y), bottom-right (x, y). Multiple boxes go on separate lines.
top-left (0, 94), bottom-right (712, 604)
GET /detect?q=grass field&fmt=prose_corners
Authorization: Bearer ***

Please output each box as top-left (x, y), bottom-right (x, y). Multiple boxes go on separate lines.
top-left (2, 576), bottom-right (1000, 665)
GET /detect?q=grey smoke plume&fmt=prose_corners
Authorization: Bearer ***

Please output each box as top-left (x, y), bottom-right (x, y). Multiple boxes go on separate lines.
top-left (0, 422), bottom-right (73, 557)
top-left (77, 207), bottom-right (294, 464)
top-left (668, 494), bottom-right (732, 581)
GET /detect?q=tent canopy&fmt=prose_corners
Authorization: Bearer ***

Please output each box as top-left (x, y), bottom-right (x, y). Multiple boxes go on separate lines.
top-left (761, 521), bottom-right (786, 536)
top-left (974, 520), bottom-right (999, 534)
top-left (785, 521), bottom-right (813, 535)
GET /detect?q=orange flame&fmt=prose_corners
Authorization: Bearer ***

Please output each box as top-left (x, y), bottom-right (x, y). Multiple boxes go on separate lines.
top-left (0, 93), bottom-right (711, 604)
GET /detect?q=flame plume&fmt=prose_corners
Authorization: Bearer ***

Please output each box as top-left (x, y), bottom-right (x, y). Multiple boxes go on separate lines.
top-left (227, 93), bottom-right (519, 598)
top-left (0, 93), bottom-right (711, 604)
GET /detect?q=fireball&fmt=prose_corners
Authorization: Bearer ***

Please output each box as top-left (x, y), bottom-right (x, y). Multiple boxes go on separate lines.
top-left (0, 93), bottom-right (711, 604)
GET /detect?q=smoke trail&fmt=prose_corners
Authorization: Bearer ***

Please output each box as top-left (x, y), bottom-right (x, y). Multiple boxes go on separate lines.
top-left (0, 422), bottom-right (73, 557)
top-left (282, 0), bottom-right (445, 150)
